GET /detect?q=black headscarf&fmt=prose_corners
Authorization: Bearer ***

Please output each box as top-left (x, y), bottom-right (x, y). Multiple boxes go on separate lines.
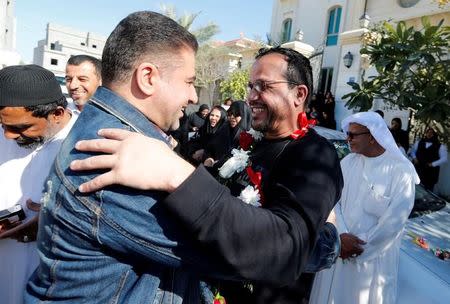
top-left (188, 104), bottom-right (210, 131)
top-left (198, 106), bottom-right (228, 141)
top-left (227, 100), bottom-right (252, 147)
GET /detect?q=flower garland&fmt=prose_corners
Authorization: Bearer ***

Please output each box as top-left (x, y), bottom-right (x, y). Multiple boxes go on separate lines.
top-left (212, 113), bottom-right (315, 303)
top-left (218, 112), bottom-right (315, 207)
top-left (218, 128), bottom-right (264, 206)
top-left (213, 292), bottom-right (226, 304)
top-left (409, 232), bottom-right (450, 261)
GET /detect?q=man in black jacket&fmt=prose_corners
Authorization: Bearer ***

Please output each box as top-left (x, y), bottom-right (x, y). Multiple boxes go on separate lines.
top-left (71, 47), bottom-right (343, 303)
top-left (411, 128), bottom-right (448, 190)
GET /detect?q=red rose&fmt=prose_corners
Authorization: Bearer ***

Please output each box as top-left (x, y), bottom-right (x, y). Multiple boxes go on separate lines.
top-left (239, 131), bottom-right (253, 151)
top-left (246, 167), bottom-right (264, 205)
top-left (213, 292), bottom-right (226, 304)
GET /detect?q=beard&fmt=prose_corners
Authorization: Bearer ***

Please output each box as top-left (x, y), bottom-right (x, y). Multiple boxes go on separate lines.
top-left (15, 135), bottom-right (46, 149)
top-left (252, 119), bottom-right (269, 133)
top-left (252, 108), bottom-right (287, 134)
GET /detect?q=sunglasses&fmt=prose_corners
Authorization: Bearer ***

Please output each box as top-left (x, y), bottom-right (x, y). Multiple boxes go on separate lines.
top-left (247, 79), bottom-right (299, 94)
top-left (346, 131), bottom-right (370, 139)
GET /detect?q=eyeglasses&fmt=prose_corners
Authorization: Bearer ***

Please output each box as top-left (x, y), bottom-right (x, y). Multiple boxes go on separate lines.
top-left (346, 131), bottom-right (370, 139)
top-left (247, 79), bottom-right (299, 94)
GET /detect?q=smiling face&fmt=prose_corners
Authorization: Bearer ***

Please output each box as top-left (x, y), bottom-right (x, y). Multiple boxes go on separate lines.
top-left (152, 48), bottom-right (198, 131)
top-left (65, 61), bottom-right (101, 106)
top-left (247, 53), bottom-right (304, 138)
top-left (0, 106), bottom-right (60, 149)
top-left (209, 108), bottom-right (222, 127)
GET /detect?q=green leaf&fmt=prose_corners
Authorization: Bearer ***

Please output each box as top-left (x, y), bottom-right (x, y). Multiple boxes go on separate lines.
top-left (421, 16), bottom-right (431, 28)
top-left (346, 81), bottom-right (360, 90)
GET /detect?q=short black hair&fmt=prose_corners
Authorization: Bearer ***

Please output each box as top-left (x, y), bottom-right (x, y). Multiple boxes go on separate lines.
top-left (255, 46), bottom-right (313, 106)
top-left (391, 117), bottom-right (402, 128)
top-left (102, 11), bottom-right (198, 85)
top-left (374, 110), bottom-right (384, 118)
top-left (24, 96), bottom-right (67, 118)
top-left (67, 55), bottom-right (102, 79)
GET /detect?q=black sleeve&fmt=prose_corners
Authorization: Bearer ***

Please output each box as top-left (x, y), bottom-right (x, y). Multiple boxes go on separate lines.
top-left (162, 135), bottom-right (343, 286)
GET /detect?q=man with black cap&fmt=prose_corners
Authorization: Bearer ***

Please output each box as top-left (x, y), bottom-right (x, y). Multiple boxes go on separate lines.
top-left (0, 64), bottom-right (76, 304)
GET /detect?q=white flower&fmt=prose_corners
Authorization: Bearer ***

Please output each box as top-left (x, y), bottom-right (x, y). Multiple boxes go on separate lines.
top-left (248, 129), bottom-right (264, 141)
top-left (219, 148), bottom-right (249, 178)
top-left (238, 185), bottom-right (261, 207)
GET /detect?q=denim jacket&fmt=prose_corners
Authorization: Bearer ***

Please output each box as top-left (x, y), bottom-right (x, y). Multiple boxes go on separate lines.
top-left (25, 87), bottom-right (215, 304)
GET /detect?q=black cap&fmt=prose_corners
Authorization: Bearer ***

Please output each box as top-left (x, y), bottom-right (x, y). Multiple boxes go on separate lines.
top-left (0, 65), bottom-right (63, 107)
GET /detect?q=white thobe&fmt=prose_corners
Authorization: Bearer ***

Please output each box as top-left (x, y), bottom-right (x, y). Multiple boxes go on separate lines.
top-left (310, 152), bottom-right (416, 304)
top-left (0, 114), bottom-right (77, 304)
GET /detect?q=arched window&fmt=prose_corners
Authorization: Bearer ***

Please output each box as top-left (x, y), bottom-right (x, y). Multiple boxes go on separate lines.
top-left (282, 18), bottom-right (292, 43)
top-left (326, 7), bottom-right (342, 46)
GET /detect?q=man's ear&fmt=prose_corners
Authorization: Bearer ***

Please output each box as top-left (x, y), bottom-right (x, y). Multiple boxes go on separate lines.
top-left (135, 62), bottom-right (159, 96)
top-left (294, 84), bottom-right (309, 108)
top-left (50, 106), bottom-right (66, 123)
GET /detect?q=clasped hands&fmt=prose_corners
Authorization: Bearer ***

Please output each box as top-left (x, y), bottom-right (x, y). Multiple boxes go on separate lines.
top-left (339, 233), bottom-right (366, 260)
top-left (0, 200), bottom-right (40, 243)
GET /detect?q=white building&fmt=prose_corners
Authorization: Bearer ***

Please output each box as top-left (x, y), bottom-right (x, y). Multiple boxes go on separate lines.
top-left (33, 23), bottom-right (106, 77)
top-left (270, 0), bottom-right (449, 128)
top-left (197, 35), bottom-right (265, 105)
top-left (270, 0), bottom-right (450, 195)
top-left (0, 0), bottom-right (22, 68)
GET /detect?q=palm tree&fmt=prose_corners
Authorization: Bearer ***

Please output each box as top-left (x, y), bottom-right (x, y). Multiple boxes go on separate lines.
top-left (160, 4), bottom-right (220, 44)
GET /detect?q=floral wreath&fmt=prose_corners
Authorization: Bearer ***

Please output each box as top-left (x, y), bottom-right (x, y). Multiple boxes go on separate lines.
top-left (218, 112), bottom-right (315, 207)
top-left (409, 232), bottom-right (450, 261)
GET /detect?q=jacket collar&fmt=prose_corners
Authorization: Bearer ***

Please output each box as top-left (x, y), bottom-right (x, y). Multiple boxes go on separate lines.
top-left (89, 86), bottom-right (170, 144)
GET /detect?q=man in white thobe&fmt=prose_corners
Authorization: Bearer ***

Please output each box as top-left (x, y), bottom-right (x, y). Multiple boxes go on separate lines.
top-left (310, 112), bottom-right (420, 304)
top-left (0, 65), bottom-right (77, 304)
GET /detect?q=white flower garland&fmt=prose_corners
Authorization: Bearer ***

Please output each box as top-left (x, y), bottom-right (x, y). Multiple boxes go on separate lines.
top-left (247, 129), bottom-right (264, 141)
top-left (218, 129), bottom-right (264, 206)
top-left (238, 185), bottom-right (261, 207)
top-left (218, 148), bottom-right (250, 178)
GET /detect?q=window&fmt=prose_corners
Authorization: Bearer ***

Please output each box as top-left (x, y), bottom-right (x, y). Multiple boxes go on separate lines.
top-left (50, 58), bottom-right (58, 65)
top-left (281, 18), bottom-right (292, 43)
top-left (326, 7), bottom-right (342, 46)
top-left (92, 44), bottom-right (97, 48)
top-left (50, 43), bottom-right (55, 50)
top-left (319, 68), bottom-right (333, 93)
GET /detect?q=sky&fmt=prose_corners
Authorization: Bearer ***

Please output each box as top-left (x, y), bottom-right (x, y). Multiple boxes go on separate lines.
top-left (14, 0), bottom-right (274, 63)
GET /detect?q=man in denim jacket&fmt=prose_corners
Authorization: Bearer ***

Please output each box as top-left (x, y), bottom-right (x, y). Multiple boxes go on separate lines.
top-left (35, 25), bottom-right (343, 303)
top-left (25, 11), bottom-right (214, 303)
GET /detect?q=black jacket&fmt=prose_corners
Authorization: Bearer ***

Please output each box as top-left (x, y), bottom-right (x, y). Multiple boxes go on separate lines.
top-left (162, 129), bottom-right (343, 292)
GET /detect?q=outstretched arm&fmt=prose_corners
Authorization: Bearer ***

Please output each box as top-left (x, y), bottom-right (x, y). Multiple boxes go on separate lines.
top-left (71, 129), bottom-right (193, 193)
top-left (71, 128), bottom-right (343, 285)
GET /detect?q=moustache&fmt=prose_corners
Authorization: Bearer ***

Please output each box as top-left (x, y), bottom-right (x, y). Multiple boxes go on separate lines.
top-left (15, 135), bottom-right (45, 149)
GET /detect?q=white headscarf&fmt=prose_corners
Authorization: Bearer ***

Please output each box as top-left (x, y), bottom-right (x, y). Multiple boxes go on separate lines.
top-left (342, 111), bottom-right (420, 184)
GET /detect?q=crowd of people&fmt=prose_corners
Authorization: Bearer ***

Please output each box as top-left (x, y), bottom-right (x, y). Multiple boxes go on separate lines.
top-left (307, 91), bottom-right (336, 129)
top-left (375, 110), bottom-right (448, 192)
top-left (0, 9), bottom-right (447, 304)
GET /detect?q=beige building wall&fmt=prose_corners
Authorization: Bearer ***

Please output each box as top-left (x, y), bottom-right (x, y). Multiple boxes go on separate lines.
top-left (33, 23), bottom-right (105, 76)
top-left (0, 0), bottom-right (21, 68)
